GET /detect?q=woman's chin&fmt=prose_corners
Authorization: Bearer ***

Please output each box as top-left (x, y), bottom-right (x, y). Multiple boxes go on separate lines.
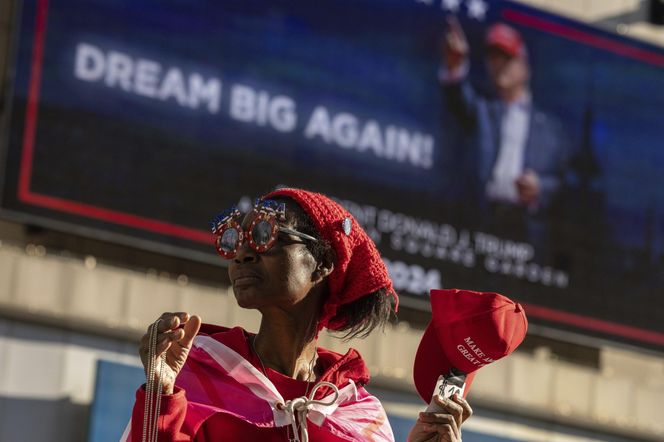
top-left (233, 288), bottom-right (262, 309)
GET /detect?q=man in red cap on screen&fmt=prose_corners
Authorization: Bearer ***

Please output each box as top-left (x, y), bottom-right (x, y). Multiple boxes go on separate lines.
top-left (439, 17), bottom-right (570, 260)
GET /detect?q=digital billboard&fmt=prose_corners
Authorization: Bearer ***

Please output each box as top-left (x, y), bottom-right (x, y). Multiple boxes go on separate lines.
top-left (2, 0), bottom-right (663, 348)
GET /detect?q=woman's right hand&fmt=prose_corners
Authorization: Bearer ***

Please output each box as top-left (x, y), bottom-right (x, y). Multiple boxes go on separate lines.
top-left (407, 393), bottom-right (472, 442)
top-left (138, 312), bottom-right (202, 395)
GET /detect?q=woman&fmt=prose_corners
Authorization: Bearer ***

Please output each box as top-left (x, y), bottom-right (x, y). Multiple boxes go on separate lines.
top-left (128, 188), bottom-right (472, 441)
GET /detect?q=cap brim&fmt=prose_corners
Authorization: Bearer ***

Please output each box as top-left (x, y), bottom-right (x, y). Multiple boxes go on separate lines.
top-left (413, 321), bottom-right (476, 403)
top-left (487, 42), bottom-right (519, 57)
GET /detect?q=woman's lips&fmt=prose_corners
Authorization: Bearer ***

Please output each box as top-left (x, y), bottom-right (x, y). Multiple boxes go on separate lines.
top-left (233, 272), bottom-right (262, 287)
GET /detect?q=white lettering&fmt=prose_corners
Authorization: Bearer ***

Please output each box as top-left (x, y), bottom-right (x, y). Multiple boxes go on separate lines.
top-left (188, 74), bottom-right (221, 113)
top-left (474, 231), bottom-right (534, 261)
top-left (383, 258), bottom-right (441, 295)
top-left (303, 108), bottom-right (434, 169)
top-left (463, 337), bottom-right (486, 359)
top-left (157, 68), bottom-right (188, 106)
top-left (134, 59), bottom-right (161, 98)
top-left (483, 256), bottom-right (569, 288)
top-left (357, 120), bottom-right (383, 155)
top-left (304, 106), bottom-right (332, 142)
top-left (74, 43), bottom-right (105, 82)
top-left (105, 51), bottom-right (133, 90)
top-left (229, 85), bottom-right (296, 131)
top-left (332, 113), bottom-right (358, 148)
top-left (269, 96), bottom-right (296, 132)
top-left (456, 344), bottom-right (486, 366)
top-left (229, 85), bottom-right (255, 122)
top-left (72, 42), bottom-right (222, 114)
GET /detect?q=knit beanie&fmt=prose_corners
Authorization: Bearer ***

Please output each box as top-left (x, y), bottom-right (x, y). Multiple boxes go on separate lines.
top-left (263, 188), bottom-right (398, 331)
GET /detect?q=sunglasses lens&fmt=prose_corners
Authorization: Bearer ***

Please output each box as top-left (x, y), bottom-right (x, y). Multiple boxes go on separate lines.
top-left (251, 220), bottom-right (273, 246)
top-left (219, 228), bottom-right (240, 254)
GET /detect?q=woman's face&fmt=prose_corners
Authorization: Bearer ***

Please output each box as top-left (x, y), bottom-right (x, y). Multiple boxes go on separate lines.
top-left (228, 208), bottom-right (321, 311)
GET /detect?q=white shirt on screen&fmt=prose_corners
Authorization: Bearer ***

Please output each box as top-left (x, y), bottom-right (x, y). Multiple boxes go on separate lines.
top-left (438, 65), bottom-right (532, 206)
top-left (485, 94), bottom-right (531, 204)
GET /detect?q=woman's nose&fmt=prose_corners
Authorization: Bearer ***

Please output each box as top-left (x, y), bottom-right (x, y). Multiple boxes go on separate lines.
top-left (234, 239), bottom-right (258, 263)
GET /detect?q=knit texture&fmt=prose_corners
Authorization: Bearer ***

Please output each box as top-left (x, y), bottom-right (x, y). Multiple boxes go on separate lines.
top-left (263, 188), bottom-right (398, 331)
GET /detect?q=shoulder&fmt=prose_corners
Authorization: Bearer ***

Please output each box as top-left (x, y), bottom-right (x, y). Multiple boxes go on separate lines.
top-left (318, 346), bottom-right (371, 387)
top-left (197, 324), bottom-right (251, 355)
top-left (198, 323), bottom-right (237, 335)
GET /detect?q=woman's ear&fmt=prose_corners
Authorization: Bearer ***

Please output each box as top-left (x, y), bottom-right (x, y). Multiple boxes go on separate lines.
top-left (312, 249), bottom-right (335, 283)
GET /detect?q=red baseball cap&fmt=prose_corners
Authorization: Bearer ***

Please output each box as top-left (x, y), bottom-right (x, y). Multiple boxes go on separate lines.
top-left (413, 289), bottom-right (528, 402)
top-left (485, 23), bottom-right (525, 57)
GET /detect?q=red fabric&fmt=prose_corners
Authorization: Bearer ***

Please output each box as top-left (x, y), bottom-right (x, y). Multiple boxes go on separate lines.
top-left (263, 188), bottom-right (397, 331)
top-left (413, 289), bottom-right (528, 402)
top-left (130, 325), bottom-right (379, 441)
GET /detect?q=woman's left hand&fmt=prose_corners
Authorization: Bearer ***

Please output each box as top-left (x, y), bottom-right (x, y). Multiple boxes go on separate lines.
top-left (407, 393), bottom-right (473, 442)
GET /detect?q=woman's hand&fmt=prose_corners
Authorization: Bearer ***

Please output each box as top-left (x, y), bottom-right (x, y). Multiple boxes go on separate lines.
top-left (138, 312), bottom-right (202, 395)
top-left (407, 394), bottom-right (473, 442)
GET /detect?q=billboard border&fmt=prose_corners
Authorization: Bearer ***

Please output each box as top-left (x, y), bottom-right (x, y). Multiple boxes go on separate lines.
top-left (4, 0), bottom-right (664, 347)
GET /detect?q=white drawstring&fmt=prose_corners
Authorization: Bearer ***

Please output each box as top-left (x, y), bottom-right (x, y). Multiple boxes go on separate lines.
top-left (279, 381), bottom-right (340, 442)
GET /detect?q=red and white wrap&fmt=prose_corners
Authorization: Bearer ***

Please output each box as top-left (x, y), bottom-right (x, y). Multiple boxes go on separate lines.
top-left (123, 333), bottom-right (394, 441)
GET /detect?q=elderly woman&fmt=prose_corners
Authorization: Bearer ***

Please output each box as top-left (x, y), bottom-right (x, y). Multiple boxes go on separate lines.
top-left (128, 188), bottom-right (471, 441)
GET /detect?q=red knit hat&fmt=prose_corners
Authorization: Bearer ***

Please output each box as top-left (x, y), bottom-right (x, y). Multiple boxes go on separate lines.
top-left (263, 188), bottom-right (398, 331)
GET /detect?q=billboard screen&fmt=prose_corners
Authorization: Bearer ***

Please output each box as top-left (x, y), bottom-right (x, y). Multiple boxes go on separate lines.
top-left (2, 0), bottom-right (663, 348)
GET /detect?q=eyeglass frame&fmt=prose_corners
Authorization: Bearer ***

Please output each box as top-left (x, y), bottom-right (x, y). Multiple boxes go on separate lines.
top-left (210, 199), bottom-right (318, 259)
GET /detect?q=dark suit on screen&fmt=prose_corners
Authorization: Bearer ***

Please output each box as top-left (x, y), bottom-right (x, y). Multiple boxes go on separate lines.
top-left (443, 79), bottom-right (569, 256)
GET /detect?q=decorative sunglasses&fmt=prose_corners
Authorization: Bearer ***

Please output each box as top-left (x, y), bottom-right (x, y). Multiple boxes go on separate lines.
top-left (210, 199), bottom-right (318, 259)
